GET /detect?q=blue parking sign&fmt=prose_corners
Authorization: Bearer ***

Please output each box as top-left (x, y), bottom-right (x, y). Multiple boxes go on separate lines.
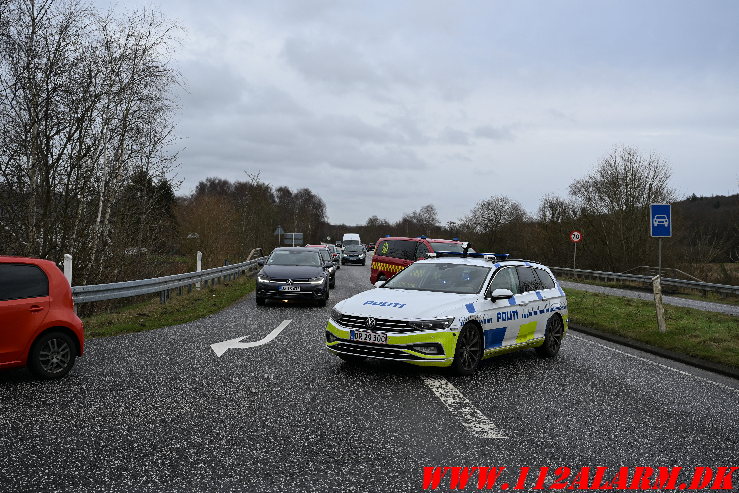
top-left (650, 204), bottom-right (671, 237)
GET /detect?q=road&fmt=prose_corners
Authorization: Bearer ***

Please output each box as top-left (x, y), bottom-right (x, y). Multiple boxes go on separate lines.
top-left (560, 280), bottom-right (739, 316)
top-left (1, 262), bottom-right (738, 492)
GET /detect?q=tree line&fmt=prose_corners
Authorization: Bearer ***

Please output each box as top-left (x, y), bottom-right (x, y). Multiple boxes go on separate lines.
top-left (338, 145), bottom-right (737, 284)
top-left (0, 0), bottom-right (179, 284)
top-left (177, 175), bottom-right (327, 267)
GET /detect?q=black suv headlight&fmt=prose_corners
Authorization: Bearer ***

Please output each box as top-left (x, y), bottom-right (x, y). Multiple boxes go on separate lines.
top-left (257, 272), bottom-right (270, 283)
top-left (330, 308), bottom-right (343, 323)
top-left (408, 318), bottom-right (454, 331)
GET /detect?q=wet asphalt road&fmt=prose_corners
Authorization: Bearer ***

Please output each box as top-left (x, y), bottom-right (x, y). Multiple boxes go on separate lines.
top-left (1, 261), bottom-right (738, 492)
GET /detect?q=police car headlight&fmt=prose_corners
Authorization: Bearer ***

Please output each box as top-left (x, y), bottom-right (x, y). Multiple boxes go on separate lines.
top-left (408, 317), bottom-right (454, 331)
top-left (330, 308), bottom-right (343, 322)
top-left (257, 272), bottom-right (270, 283)
top-left (309, 276), bottom-right (325, 284)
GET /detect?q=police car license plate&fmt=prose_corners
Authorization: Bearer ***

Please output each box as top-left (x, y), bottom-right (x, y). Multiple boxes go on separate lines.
top-left (350, 330), bottom-right (387, 344)
top-left (279, 286), bottom-right (300, 291)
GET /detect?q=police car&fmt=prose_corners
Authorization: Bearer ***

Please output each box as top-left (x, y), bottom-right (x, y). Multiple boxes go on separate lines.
top-left (326, 252), bottom-right (568, 375)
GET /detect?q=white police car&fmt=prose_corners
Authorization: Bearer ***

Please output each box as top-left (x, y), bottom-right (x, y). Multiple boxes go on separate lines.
top-left (325, 253), bottom-right (568, 375)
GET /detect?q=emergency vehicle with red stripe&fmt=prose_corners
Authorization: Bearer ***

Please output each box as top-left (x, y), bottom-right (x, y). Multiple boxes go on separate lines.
top-left (370, 236), bottom-right (471, 284)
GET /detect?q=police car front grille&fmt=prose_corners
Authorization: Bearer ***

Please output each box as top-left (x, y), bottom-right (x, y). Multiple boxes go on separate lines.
top-left (336, 315), bottom-right (421, 333)
top-left (331, 341), bottom-right (423, 360)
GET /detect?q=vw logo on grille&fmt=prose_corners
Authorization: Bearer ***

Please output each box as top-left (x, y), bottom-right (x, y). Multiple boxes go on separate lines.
top-left (366, 317), bottom-right (376, 329)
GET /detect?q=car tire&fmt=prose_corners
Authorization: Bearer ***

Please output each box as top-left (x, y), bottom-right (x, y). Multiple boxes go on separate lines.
top-left (535, 315), bottom-right (564, 358)
top-left (338, 353), bottom-right (365, 364)
top-left (362, 261), bottom-right (366, 266)
top-left (329, 277), bottom-right (336, 289)
top-left (451, 323), bottom-right (483, 376)
top-left (28, 331), bottom-right (76, 379)
top-left (256, 296), bottom-right (266, 306)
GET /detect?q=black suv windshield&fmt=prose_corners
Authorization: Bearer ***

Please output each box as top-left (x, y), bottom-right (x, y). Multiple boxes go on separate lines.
top-left (268, 251), bottom-right (321, 266)
top-left (383, 263), bottom-right (490, 294)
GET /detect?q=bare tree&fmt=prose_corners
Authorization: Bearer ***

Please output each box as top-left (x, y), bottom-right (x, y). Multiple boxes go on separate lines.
top-left (0, 0), bottom-right (180, 283)
top-left (460, 195), bottom-right (528, 251)
top-left (569, 145), bottom-right (675, 271)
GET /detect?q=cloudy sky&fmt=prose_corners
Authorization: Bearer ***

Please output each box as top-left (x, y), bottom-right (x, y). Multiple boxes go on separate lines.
top-left (99, 0), bottom-right (738, 225)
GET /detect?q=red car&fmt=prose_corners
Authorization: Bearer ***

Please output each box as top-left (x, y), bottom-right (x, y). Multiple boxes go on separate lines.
top-left (0, 256), bottom-right (84, 379)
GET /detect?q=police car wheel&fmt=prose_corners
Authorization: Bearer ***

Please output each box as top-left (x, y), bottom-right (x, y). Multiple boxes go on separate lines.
top-left (536, 315), bottom-right (564, 358)
top-left (452, 323), bottom-right (483, 375)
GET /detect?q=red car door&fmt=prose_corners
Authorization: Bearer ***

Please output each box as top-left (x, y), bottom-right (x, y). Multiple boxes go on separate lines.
top-left (0, 263), bottom-right (50, 366)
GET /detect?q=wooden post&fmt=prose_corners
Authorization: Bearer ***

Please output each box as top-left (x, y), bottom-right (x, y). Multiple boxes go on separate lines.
top-left (652, 275), bottom-right (667, 333)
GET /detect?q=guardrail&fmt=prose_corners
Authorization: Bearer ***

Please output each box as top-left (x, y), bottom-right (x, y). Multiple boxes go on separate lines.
top-left (72, 257), bottom-right (266, 304)
top-left (550, 267), bottom-right (739, 297)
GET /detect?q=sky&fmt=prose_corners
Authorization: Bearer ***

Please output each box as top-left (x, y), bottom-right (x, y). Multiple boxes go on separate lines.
top-left (98, 0), bottom-right (739, 225)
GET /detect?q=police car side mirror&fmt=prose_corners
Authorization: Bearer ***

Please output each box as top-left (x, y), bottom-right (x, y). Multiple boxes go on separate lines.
top-left (373, 280), bottom-right (386, 288)
top-left (488, 288), bottom-right (514, 301)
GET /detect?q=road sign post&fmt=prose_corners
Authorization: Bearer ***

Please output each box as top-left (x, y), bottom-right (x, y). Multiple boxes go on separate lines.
top-left (274, 225), bottom-right (285, 246)
top-left (570, 231), bottom-right (583, 274)
top-left (650, 204), bottom-right (671, 277)
top-left (649, 204), bottom-right (671, 332)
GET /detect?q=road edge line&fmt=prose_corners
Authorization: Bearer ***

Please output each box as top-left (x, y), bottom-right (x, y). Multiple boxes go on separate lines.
top-left (569, 323), bottom-right (739, 380)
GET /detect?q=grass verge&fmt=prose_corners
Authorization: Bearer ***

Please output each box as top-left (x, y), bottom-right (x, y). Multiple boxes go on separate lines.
top-left (567, 288), bottom-right (739, 368)
top-left (82, 276), bottom-right (256, 338)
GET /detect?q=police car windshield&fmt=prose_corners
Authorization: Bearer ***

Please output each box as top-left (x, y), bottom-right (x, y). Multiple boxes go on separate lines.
top-left (383, 263), bottom-right (490, 294)
top-left (268, 251), bottom-right (321, 266)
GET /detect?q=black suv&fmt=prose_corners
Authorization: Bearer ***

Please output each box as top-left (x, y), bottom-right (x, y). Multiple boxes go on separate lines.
top-left (256, 248), bottom-right (332, 306)
top-left (342, 244), bottom-right (367, 265)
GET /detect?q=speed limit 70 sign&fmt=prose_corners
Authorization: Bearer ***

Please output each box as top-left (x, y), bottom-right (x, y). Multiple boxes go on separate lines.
top-left (570, 231), bottom-right (583, 243)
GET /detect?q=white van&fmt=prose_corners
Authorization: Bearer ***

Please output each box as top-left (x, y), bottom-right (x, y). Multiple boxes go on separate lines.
top-left (341, 233), bottom-right (361, 247)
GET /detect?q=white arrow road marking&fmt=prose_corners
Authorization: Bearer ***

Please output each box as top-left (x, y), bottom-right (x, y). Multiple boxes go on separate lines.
top-left (211, 320), bottom-right (292, 357)
top-left (421, 375), bottom-right (506, 439)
